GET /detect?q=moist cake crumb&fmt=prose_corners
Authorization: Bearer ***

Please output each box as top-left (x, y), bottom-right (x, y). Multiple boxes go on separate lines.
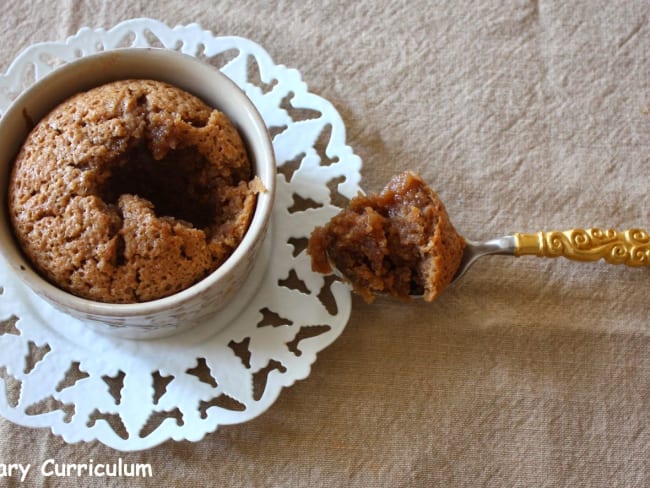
top-left (8, 79), bottom-right (260, 303)
top-left (308, 171), bottom-right (465, 302)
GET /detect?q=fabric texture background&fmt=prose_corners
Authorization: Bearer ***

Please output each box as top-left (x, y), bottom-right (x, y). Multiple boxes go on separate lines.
top-left (0, 1), bottom-right (648, 486)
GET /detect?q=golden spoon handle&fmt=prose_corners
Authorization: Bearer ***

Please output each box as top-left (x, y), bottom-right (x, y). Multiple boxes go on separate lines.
top-left (513, 228), bottom-right (650, 266)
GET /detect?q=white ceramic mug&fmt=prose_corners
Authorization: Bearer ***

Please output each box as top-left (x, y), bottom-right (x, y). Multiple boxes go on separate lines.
top-left (0, 48), bottom-right (276, 339)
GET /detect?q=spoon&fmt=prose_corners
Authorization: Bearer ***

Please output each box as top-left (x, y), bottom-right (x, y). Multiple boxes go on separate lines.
top-left (328, 228), bottom-right (650, 298)
top-left (308, 170), bottom-right (649, 302)
top-left (453, 228), bottom-right (650, 282)
top-left (327, 228), bottom-right (650, 300)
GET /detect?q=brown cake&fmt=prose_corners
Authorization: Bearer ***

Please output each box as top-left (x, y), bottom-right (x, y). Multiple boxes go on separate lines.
top-left (8, 79), bottom-right (260, 303)
top-left (308, 171), bottom-right (465, 302)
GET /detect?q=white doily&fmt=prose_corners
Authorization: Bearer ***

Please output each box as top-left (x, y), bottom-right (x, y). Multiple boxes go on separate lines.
top-left (0, 18), bottom-right (362, 451)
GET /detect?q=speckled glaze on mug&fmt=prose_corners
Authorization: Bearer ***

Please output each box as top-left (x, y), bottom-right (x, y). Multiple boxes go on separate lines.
top-left (0, 49), bottom-right (276, 339)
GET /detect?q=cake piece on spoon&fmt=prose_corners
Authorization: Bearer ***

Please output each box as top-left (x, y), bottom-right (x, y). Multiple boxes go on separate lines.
top-left (308, 171), bottom-right (466, 302)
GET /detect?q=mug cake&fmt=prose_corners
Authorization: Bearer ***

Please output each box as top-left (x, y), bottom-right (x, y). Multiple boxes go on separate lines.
top-left (8, 79), bottom-right (261, 303)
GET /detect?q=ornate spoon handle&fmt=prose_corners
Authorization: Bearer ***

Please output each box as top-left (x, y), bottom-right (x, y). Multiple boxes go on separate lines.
top-left (513, 228), bottom-right (650, 266)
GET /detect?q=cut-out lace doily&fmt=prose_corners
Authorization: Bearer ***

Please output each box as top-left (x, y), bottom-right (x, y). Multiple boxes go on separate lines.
top-left (0, 18), bottom-right (362, 451)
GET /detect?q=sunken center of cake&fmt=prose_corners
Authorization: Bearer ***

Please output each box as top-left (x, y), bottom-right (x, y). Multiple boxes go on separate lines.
top-left (98, 143), bottom-right (216, 229)
top-left (8, 79), bottom-right (260, 304)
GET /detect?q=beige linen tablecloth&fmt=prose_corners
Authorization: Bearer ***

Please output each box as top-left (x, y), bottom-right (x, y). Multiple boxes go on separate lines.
top-left (1, 1), bottom-right (648, 486)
